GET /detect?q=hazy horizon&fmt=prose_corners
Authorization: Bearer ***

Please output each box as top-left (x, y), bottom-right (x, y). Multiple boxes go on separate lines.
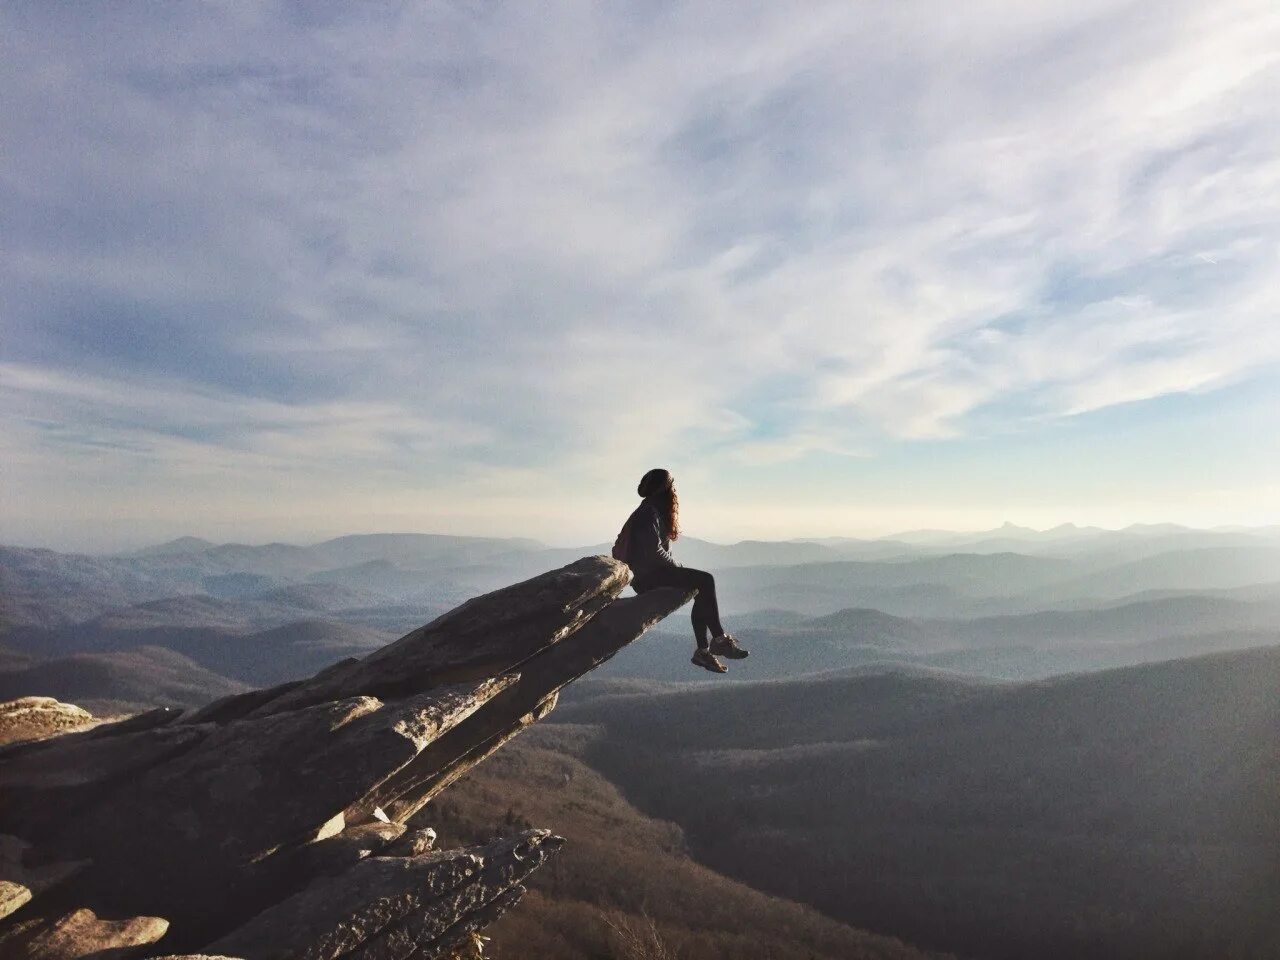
top-left (8, 517), bottom-right (1280, 556)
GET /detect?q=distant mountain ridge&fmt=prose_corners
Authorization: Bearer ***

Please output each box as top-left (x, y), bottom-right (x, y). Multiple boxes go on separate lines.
top-left (0, 646), bottom-right (248, 714)
top-left (132, 536), bottom-right (219, 556)
top-left (6, 612), bottom-right (394, 687)
top-left (7, 525), bottom-right (1280, 695)
top-left (590, 590), bottom-right (1280, 684)
top-left (9, 524), bottom-right (1278, 621)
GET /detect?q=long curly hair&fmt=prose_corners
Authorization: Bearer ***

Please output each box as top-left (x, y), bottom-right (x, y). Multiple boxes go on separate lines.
top-left (637, 468), bottom-right (680, 541)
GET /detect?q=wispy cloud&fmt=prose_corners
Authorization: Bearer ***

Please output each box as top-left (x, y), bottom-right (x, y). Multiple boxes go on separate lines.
top-left (2, 1), bottom-right (1278, 545)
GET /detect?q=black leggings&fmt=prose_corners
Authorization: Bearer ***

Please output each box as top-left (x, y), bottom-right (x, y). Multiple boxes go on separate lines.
top-left (632, 565), bottom-right (724, 649)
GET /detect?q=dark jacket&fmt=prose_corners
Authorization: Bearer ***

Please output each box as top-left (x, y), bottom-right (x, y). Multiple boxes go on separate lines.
top-left (624, 496), bottom-right (678, 575)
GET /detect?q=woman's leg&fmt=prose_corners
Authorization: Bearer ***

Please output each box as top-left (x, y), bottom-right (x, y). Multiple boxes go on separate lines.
top-left (633, 565), bottom-right (724, 649)
top-left (686, 569), bottom-right (725, 645)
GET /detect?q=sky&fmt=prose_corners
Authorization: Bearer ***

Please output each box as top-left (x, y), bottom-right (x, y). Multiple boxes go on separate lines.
top-left (2, 1), bottom-right (1279, 551)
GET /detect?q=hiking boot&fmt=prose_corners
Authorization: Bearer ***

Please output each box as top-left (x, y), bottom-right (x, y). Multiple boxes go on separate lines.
top-left (691, 648), bottom-right (728, 673)
top-left (709, 634), bottom-right (749, 659)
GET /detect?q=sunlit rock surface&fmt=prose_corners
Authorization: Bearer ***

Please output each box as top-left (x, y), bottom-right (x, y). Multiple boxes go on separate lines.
top-left (0, 696), bottom-right (97, 746)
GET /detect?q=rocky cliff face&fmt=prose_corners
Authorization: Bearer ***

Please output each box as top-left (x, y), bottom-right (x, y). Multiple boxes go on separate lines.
top-left (0, 557), bottom-right (691, 960)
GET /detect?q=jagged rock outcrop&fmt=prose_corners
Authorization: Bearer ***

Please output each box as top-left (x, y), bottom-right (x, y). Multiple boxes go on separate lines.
top-left (0, 557), bottom-right (691, 960)
top-left (207, 832), bottom-right (563, 960)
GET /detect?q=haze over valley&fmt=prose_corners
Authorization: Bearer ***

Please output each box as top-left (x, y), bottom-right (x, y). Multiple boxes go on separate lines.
top-left (5, 522), bottom-right (1279, 709)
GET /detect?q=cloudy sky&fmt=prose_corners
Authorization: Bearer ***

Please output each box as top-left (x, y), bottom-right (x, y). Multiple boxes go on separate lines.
top-left (3, 1), bottom-right (1279, 550)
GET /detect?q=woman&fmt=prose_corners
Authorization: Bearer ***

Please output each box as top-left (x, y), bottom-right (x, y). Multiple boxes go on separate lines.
top-left (617, 468), bottom-right (748, 673)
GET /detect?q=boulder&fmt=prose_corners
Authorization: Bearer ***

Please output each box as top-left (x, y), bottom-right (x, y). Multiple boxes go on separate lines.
top-left (0, 907), bottom-right (167, 959)
top-left (0, 698), bottom-right (96, 747)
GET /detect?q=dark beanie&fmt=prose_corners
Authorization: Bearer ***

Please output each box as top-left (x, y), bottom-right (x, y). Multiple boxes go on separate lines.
top-left (637, 468), bottom-right (673, 497)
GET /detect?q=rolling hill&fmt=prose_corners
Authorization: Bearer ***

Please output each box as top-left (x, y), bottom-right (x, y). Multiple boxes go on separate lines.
top-left (0, 645), bottom-right (248, 714)
top-left (590, 592), bottom-right (1280, 684)
top-left (6, 609), bottom-right (394, 685)
top-left (712, 552), bottom-right (1079, 616)
top-left (1045, 545), bottom-right (1280, 600)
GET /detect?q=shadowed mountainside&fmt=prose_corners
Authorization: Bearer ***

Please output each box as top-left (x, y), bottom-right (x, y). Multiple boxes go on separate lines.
top-left (431, 730), bottom-right (939, 960)
top-left (5, 607), bottom-right (398, 687)
top-left (555, 646), bottom-right (1280, 960)
top-left (0, 646), bottom-right (249, 715)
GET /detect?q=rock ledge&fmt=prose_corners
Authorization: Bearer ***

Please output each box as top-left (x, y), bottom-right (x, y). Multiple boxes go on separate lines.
top-left (0, 557), bottom-right (691, 959)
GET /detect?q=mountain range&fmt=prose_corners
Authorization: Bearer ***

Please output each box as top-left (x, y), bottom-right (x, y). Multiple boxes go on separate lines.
top-left (2, 525), bottom-right (1276, 958)
top-left (5, 525), bottom-right (1280, 703)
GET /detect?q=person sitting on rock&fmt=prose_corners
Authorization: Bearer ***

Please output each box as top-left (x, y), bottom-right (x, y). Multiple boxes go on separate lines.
top-left (614, 467), bottom-right (748, 673)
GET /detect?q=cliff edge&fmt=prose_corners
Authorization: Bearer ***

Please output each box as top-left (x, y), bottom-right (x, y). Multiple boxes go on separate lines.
top-left (0, 556), bottom-right (691, 960)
